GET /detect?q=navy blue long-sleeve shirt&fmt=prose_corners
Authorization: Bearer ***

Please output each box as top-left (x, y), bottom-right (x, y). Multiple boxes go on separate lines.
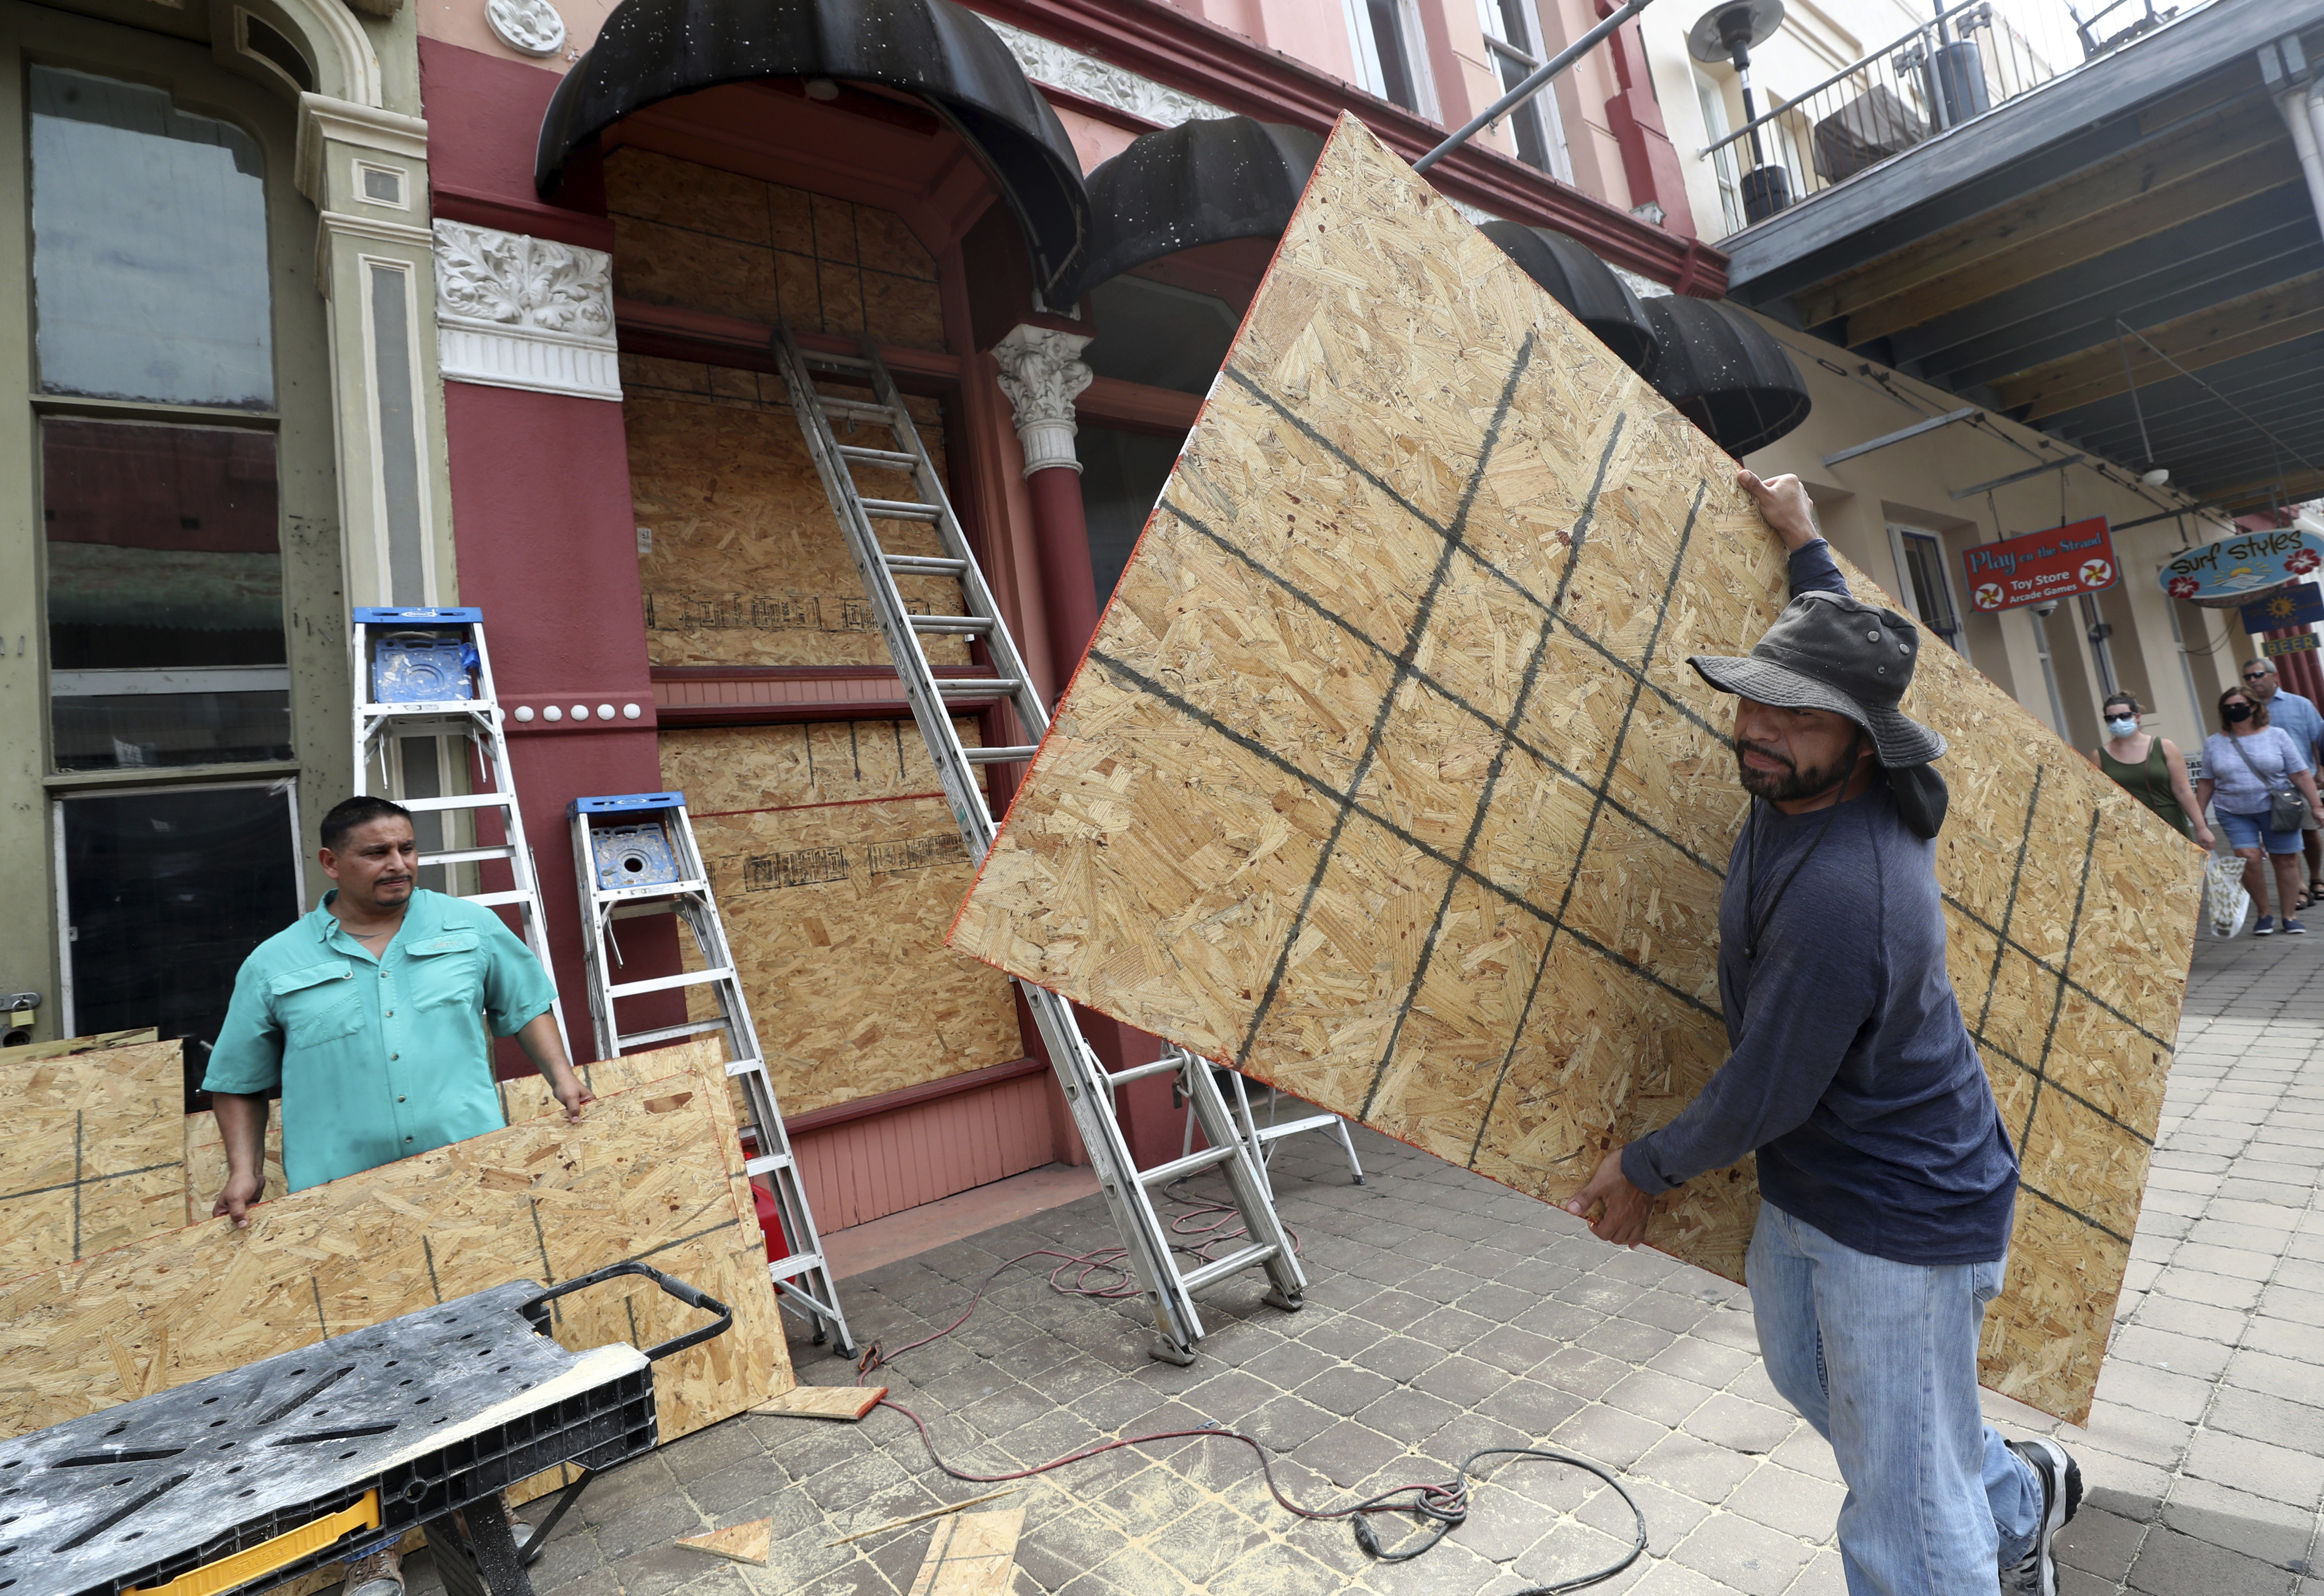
top-left (1619, 541), bottom-right (2019, 1265)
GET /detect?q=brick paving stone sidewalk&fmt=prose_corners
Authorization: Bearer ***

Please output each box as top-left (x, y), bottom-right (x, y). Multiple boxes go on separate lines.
top-left (383, 930), bottom-right (2320, 1596)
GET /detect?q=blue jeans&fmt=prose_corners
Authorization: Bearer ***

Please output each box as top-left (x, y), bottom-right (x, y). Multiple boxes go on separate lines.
top-left (1748, 1205), bottom-right (2044, 1595)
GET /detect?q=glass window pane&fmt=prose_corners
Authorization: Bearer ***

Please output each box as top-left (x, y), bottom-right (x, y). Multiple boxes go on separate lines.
top-left (29, 66), bottom-right (273, 408)
top-left (1079, 426), bottom-right (1191, 604)
top-left (1899, 530), bottom-right (1963, 648)
top-left (1085, 277), bottom-right (1241, 395)
top-left (1366, 0), bottom-right (1419, 110)
top-left (61, 784), bottom-right (300, 1108)
top-left (46, 418), bottom-right (290, 770)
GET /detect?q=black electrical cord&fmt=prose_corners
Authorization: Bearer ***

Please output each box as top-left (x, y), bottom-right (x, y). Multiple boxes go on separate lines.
top-left (845, 1194), bottom-right (1653, 1590)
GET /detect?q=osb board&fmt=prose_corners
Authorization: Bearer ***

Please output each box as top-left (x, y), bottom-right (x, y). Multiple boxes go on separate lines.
top-left (178, 1038), bottom-right (728, 1225)
top-left (626, 387), bottom-right (969, 669)
top-left (606, 148), bottom-right (946, 351)
top-left (950, 117), bottom-right (2200, 1425)
top-left (908, 1510), bottom-right (1023, 1596)
top-left (0, 1040), bottom-right (186, 1282)
top-left (0, 1026), bottom-right (156, 1060)
top-left (0, 1045), bottom-right (793, 1443)
top-left (661, 723), bottom-right (1022, 1115)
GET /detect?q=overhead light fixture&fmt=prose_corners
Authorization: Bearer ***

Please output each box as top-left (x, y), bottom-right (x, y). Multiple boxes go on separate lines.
top-left (2142, 467), bottom-right (2171, 486)
top-left (804, 78), bottom-right (839, 100)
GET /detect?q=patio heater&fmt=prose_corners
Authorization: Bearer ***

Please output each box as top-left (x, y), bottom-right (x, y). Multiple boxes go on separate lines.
top-left (1689, 0), bottom-right (1792, 224)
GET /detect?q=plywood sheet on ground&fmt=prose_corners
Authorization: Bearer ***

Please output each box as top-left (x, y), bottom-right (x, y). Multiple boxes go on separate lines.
top-left (660, 723), bottom-right (1022, 1115)
top-left (179, 1038), bottom-right (727, 1225)
top-left (0, 1040), bottom-right (186, 1282)
top-left (625, 384), bottom-right (967, 670)
top-left (950, 116), bottom-right (2201, 1425)
top-left (1, 1044), bottom-right (790, 1442)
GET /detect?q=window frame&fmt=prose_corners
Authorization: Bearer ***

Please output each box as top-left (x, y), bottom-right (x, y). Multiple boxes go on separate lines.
top-left (1475, 0), bottom-right (1574, 181)
top-left (1343, 0), bottom-right (1439, 119)
top-left (1887, 521), bottom-right (1971, 663)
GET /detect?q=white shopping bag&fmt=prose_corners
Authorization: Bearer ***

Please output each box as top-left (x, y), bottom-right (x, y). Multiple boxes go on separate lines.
top-left (2202, 854), bottom-right (2251, 938)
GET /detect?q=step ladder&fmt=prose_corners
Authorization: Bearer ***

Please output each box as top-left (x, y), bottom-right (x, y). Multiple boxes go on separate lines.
top-left (352, 607), bottom-right (569, 1056)
top-left (770, 324), bottom-right (1306, 1364)
top-left (570, 791), bottom-right (855, 1357)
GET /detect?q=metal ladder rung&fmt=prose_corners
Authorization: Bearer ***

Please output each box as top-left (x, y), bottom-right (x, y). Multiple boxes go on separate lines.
top-left (804, 350), bottom-right (874, 370)
top-left (459, 888), bottom-right (536, 908)
top-left (612, 1017), bottom-right (728, 1050)
top-left (859, 498), bottom-right (941, 522)
top-left (769, 1252), bottom-right (827, 1281)
top-left (1137, 1144), bottom-right (1237, 1188)
top-left (837, 445), bottom-right (916, 467)
top-left (884, 555), bottom-right (968, 575)
top-left (910, 614), bottom-right (995, 635)
top-left (1108, 1057), bottom-right (1182, 1088)
top-left (936, 678), bottom-right (1017, 697)
top-left (744, 1151), bottom-right (796, 1177)
top-left (1178, 1244), bottom-right (1281, 1293)
top-left (962, 746), bottom-right (1038, 765)
top-left (607, 966), bottom-right (735, 1000)
top-left (818, 395), bottom-right (897, 421)
top-left (397, 791), bottom-right (516, 815)
top-left (422, 844), bottom-right (516, 868)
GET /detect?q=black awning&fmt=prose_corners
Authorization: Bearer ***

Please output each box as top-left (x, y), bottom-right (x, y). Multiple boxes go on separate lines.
top-left (1059, 117), bottom-right (1323, 304)
top-left (1642, 297), bottom-right (1811, 456)
top-left (1477, 220), bottom-right (1660, 381)
top-left (537, 0), bottom-right (1089, 301)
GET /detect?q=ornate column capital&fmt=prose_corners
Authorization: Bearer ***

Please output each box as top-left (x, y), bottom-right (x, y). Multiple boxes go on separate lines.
top-left (992, 323), bottom-right (1094, 477)
top-left (433, 220), bottom-right (620, 400)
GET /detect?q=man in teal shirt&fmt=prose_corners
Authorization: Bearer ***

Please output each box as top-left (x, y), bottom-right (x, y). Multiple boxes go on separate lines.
top-left (205, 794), bottom-right (592, 1221)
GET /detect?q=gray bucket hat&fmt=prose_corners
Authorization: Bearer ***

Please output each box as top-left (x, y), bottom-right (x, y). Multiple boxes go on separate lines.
top-left (1689, 589), bottom-right (1947, 767)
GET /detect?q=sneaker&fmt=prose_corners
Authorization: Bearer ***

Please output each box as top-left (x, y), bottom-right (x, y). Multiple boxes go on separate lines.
top-left (1999, 1437), bottom-right (2082, 1596)
top-left (2256, 915), bottom-right (2277, 935)
top-left (2287, 920), bottom-right (2310, 935)
top-left (343, 1547), bottom-right (403, 1596)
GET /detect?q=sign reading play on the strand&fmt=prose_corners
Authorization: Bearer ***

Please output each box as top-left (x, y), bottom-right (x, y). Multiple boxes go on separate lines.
top-left (2159, 527), bottom-right (2324, 608)
top-left (1961, 517), bottom-right (2116, 613)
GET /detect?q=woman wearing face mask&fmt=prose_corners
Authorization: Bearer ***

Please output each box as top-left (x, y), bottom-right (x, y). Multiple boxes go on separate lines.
top-left (2089, 693), bottom-right (2212, 849)
top-left (2196, 686), bottom-right (2323, 935)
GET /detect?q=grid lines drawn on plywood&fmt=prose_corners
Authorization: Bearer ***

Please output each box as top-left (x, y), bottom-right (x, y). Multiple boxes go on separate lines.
top-left (0, 1040), bottom-right (187, 1282)
top-left (950, 115), bottom-right (2201, 1424)
top-left (0, 1044), bottom-right (790, 1442)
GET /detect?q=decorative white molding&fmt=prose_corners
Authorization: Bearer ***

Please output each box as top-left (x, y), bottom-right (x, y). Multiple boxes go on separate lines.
top-left (1610, 263), bottom-right (1673, 300)
top-left (269, 0), bottom-right (385, 106)
top-left (992, 324), bottom-right (1094, 475)
top-left (297, 94), bottom-right (429, 205)
top-left (979, 16), bottom-right (1233, 128)
top-left (432, 221), bottom-right (620, 400)
top-left (485, 0), bottom-right (568, 57)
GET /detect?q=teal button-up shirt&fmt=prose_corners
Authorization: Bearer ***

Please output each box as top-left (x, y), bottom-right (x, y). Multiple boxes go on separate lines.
top-left (204, 888), bottom-right (559, 1192)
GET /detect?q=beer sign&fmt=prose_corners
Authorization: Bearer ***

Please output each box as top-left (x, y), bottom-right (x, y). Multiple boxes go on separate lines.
top-left (2157, 526), bottom-right (2324, 609)
top-left (1962, 517), bottom-right (2118, 614)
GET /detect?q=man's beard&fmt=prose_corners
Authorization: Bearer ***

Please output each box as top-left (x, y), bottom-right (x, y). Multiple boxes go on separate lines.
top-left (1736, 739), bottom-right (1860, 802)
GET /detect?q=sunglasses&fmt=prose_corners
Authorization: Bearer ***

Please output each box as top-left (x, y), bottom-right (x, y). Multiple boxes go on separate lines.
top-left (2244, 671), bottom-right (2271, 680)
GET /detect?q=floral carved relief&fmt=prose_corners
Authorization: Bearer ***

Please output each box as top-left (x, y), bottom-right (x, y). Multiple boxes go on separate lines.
top-left (433, 221), bottom-right (613, 340)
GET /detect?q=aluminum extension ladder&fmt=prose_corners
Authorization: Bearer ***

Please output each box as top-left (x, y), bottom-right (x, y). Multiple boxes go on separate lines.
top-left (570, 791), bottom-right (855, 1357)
top-left (352, 607), bottom-right (569, 1055)
top-left (770, 323), bottom-right (1306, 1364)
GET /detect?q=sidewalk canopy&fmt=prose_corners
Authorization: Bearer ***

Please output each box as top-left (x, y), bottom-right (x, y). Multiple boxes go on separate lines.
top-left (1478, 219), bottom-right (1660, 379)
top-left (1643, 295), bottom-right (1810, 456)
top-left (1059, 117), bottom-right (1324, 304)
top-left (536, 0), bottom-right (1090, 300)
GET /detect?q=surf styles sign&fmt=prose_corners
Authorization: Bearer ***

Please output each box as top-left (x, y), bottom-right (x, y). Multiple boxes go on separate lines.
top-left (1963, 517), bottom-right (2118, 614)
top-left (2158, 526), bottom-right (2324, 609)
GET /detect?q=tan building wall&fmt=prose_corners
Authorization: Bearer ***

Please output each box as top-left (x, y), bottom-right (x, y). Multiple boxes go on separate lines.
top-left (1736, 313), bottom-right (2244, 763)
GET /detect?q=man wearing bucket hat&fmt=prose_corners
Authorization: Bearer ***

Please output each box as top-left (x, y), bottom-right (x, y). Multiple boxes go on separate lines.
top-left (1563, 471), bottom-right (2079, 1596)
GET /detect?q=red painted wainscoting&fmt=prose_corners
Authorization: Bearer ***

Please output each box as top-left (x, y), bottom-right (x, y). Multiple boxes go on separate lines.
top-left (788, 1058), bottom-right (1091, 1230)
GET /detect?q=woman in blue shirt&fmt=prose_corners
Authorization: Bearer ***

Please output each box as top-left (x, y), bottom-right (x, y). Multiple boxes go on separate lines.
top-left (2196, 685), bottom-right (2324, 935)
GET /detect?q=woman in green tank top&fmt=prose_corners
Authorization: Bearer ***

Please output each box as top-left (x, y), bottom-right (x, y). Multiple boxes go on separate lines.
top-left (2090, 692), bottom-right (2212, 847)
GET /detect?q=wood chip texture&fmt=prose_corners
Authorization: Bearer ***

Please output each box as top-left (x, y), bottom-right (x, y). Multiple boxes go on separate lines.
top-left (0, 1044), bottom-right (791, 1442)
top-left (950, 116), bottom-right (2202, 1425)
top-left (0, 1040), bottom-right (187, 1282)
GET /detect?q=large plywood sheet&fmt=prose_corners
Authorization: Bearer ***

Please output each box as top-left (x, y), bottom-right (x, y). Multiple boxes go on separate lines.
top-left (1, 1045), bottom-right (791, 1443)
top-left (950, 118), bottom-right (2200, 1424)
top-left (661, 724), bottom-right (1023, 1114)
top-left (179, 1037), bottom-right (728, 1225)
top-left (0, 1040), bottom-right (186, 1282)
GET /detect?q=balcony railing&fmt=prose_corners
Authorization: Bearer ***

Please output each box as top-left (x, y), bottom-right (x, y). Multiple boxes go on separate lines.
top-left (1698, 0), bottom-right (2213, 238)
